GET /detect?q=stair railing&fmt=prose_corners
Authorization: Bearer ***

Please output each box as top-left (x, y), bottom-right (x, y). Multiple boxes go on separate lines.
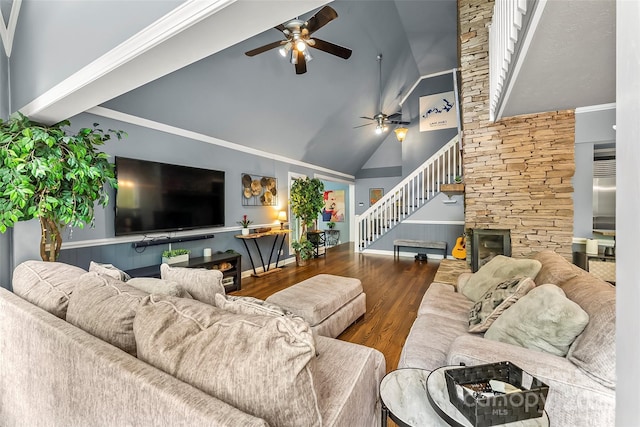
top-left (355, 135), bottom-right (461, 251)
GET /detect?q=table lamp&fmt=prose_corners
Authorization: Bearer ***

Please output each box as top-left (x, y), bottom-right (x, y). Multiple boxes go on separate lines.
top-left (278, 211), bottom-right (287, 229)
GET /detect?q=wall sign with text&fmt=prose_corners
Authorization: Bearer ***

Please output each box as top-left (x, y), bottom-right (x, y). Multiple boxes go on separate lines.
top-left (419, 91), bottom-right (458, 132)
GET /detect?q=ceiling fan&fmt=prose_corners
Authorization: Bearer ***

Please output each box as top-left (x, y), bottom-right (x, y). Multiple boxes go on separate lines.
top-left (244, 5), bottom-right (352, 75)
top-left (356, 54), bottom-right (410, 134)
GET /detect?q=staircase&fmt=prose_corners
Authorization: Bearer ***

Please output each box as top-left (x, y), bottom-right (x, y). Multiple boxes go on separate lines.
top-left (355, 135), bottom-right (462, 251)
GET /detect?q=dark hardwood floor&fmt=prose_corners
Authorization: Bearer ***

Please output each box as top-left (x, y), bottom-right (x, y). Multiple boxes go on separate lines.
top-left (231, 242), bottom-right (439, 373)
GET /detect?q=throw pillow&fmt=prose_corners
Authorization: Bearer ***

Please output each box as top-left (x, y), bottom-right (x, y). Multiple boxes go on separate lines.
top-left (468, 276), bottom-right (536, 333)
top-left (529, 250), bottom-right (581, 287)
top-left (160, 264), bottom-right (224, 306)
top-left (461, 255), bottom-right (542, 302)
top-left (214, 294), bottom-right (293, 317)
top-left (485, 284), bottom-right (589, 357)
top-left (561, 275), bottom-right (616, 389)
top-left (66, 272), bottom-right (148, 356)
top-left (89, 261), bottom-right (131, 282)
top-left (127, 277), bottom-right (193, 299)
top-left (134, 295), bottom-right (321, 427)
top-left (12, 260), bottom-right (87, 319)
top-left (215, 294), bottom-right (320, 356)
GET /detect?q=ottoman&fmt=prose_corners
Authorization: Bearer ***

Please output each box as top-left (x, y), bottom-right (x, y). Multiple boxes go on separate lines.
top-left (266, 274), bottom-right (366, 338)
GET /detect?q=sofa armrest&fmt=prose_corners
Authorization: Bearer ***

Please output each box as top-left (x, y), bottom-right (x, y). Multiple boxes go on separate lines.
top-left (447, 334), bottom-right (612, 395)
top-left (446, 335), bottom-right (615, 426)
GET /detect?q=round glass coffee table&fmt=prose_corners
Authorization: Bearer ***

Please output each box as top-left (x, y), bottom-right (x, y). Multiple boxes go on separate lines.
top-left (380, 367), bottom-right (549, 427)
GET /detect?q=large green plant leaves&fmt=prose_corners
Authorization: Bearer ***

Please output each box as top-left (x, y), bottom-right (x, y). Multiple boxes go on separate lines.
top-left (0, 113), bottom-right (125, 233)
top-left (290, 177), bottom-right (325, 229)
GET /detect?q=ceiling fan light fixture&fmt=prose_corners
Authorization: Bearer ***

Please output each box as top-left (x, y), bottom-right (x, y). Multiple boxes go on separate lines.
top-left (291, 49), bottom-right (298, 65)
top-left (394, 127), bottom-right (408, 142)
top-left (303, 49), bottom-right (313, 62)
top-left (279, 41), bottom-right (292, 57)
top-left (296, 40), bottom-right (306, 52)
top-left (375, 125), bottom-right (383, 135)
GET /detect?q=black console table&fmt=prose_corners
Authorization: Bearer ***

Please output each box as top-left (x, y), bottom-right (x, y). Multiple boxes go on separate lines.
top-left (126, 252), bottom-right (242, 292)
top-left (307, 230), bottom-right (326, 258)
top-left (235, 229), bottom-right (290, 277)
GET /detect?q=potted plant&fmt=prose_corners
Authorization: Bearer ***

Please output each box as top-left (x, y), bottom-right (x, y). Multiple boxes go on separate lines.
top-left (327, 221), bottom-right (336, 229)
top-left (291, 239), bottom-right (314, 266)
top-left (0, 113), bottom-right (125, 261)
top-left (290, 177), bottom-right (324, 235)
top-left (237, 214), bottom-right (253, 235)
top-left (162, 248), bottom-right (191, 265)
top-left (289, 177), bottom-right (324, 263)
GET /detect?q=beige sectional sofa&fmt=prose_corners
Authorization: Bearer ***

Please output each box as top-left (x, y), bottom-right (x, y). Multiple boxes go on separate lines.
top-left (0, 261), bottom-right (385, 427)
top-left (399, 250), bottom-right (616, 426)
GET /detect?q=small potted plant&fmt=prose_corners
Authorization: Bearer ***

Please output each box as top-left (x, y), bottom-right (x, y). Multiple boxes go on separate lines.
top-left (327, 221), bottom-right (336, 229)
top-left (237, 215), bottom-right (253, 235)
top-left (454, 175), bottom-right (463, 184)
top-left (162, 248), bottom-right (191, 265)
top-left (292, 238), bottom-right (314, 266)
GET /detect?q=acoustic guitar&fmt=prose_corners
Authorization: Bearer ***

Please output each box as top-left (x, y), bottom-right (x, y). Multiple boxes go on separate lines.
top-left (452, 235), bottom-right (467, 260)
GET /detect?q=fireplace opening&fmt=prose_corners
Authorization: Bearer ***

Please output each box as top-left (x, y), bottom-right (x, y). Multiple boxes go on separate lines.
top-left (470, 229), bottom-right (511, 272)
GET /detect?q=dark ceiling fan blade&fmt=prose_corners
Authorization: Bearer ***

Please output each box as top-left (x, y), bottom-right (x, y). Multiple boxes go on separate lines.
top-left (388, 120), bottom-right (411, 125)
top-left (310, 38), bottom-right (352, 59)
top-left (387, 112), bottom-right (402, 119)
top-left (353, 122), bottom-right (374, 129)
top-left (274, 23), bottom-right (286, 32)
top-left (305, 5), bottom-right (338, 34)
top-left (295, 52), bottom-right (307, 75)
top-left (359, 116), bottom-right (375, 121)
top-left (245, 40), bottom-right (285, 57)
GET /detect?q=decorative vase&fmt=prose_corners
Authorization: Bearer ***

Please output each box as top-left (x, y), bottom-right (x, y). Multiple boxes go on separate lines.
top-left (242, 227), bottom-right (250, 236)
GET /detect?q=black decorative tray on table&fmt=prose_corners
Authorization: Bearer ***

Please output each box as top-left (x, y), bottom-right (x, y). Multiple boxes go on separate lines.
top-left (444, 362), bottom-right (549, 427)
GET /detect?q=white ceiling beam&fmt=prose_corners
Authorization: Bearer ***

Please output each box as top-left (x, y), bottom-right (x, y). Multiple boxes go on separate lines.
top-left (20, 0), bottom-right (328, 124)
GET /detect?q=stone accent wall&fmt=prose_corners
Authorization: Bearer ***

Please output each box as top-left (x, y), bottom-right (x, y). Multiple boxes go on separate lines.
top-left (458, 0), bottom-right (575, 259)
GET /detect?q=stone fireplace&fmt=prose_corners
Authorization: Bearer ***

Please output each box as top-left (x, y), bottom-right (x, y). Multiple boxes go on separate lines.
top-left (458, 0), bottom-right (575, 261)
top-left (469, 229), bottom-right (511, 272)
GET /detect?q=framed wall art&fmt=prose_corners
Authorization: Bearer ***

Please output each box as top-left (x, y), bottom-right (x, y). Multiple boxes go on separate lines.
top-left (321, 190), bottom-right (345, 222)
top-left (369, 188), bottom-right (384, 206)
top-left (419, 90), bottom-right (458, 132)
top-left (241, 173), bottom-right (277, 206)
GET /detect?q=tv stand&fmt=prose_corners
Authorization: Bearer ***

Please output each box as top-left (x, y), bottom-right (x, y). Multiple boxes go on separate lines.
top-left (125, 252), bottom-right (241, 292)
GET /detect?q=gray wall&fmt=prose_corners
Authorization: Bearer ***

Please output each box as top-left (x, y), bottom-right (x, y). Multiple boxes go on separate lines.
top-left (11, 111), bottom-right (350, 278)
top-left (9, 0), bottom-right (183, 110)
top-left (369, 222), bottom-right (464, 259)
top-left (401, 73), bottom-right (459, 175)
top-left (573, 107), bottom-right (616, 239)
top-left (354, 72), bottom-right (459, 203)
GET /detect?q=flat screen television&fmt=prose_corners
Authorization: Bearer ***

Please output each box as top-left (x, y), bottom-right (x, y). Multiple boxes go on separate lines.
top-left (115, 157), bottom-right (225, 236)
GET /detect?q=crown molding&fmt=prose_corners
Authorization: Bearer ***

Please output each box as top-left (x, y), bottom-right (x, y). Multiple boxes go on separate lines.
top-left (399, 68), bottom-right (456, 106)
top-left (88, 106), bottom-right (355, 181)
top-left (575, 103), bottom-right (617, 114)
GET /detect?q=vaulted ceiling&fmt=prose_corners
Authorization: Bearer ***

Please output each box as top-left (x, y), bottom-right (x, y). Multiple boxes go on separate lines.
top-left (7, 0), bottom-right (616, 177)
top-left (99, 0), bottom-right (459, 176)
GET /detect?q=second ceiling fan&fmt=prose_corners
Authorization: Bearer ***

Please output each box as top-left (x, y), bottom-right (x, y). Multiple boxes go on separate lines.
top-left (356, 54), bottom-right (410, 134)
top-left (244, 5), bottom-right (352, 75)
